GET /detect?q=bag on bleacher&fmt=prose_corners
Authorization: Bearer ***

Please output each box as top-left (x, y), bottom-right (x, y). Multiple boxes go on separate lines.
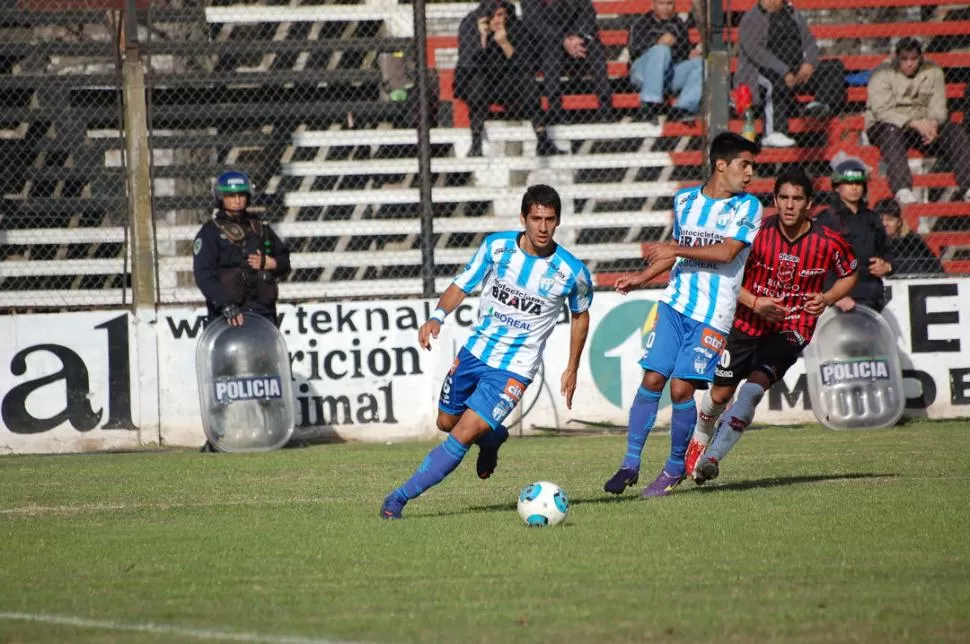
top-left (379, 52), bottom-right (413, 102)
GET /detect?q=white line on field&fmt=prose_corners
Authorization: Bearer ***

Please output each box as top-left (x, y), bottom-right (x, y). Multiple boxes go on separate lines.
top-left (0, 497), bottom-right (336, 516)
top-left (0, 612), bottom-right (357, 643)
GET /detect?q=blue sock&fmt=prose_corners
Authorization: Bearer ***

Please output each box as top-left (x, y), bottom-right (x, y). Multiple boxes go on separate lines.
top-left (621, 387), bottom-right (662, 471)
top-left (665, 398), bottom-right (697, 476)
top-left (477, 424), bottom-right (509, 452)
top-left (393, 435), bottom-right (470, 502)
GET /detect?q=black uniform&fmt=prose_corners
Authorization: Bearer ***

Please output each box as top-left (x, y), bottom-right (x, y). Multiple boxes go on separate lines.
top-left (192, 210), bottom-right (291, 325)
top-left (815, 199), bottom-right (894, 311)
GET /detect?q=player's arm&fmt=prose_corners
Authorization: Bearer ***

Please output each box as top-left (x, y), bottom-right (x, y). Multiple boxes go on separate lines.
top-left (561, 309), bottom-right (590, 410)
top-left (648, 238), bottom-right (749, 265)
top-left (739, 287), bottom-right (787, 323)
top-left (615, 256), bottom-right (676, 294)
top-left (418, 284), bottom-right (468, 351)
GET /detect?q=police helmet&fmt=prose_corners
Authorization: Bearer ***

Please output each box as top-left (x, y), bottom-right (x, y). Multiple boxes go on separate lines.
top-left (831, 159), bottom-right (868, 186)
top-left (213, 170), bottom-right (252, 202)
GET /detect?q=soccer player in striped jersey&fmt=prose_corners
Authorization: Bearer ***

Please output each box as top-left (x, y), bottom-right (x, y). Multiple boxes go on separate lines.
top-left (381, 184), bottom-right (593, 519)
top-left (604, 132), bottom-right (763, 498)
top-left (686, 168), bottom-right (859, 484)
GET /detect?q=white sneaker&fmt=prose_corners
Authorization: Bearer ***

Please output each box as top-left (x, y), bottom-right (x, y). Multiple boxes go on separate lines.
top-left (895, 188), bottom-right (919, 205)
top-left (962, 188), bottom-right (970, 202)
top-left (761, 132), bottom-right (796, 148)
top-left (693, 456), bottom-right (720, 485)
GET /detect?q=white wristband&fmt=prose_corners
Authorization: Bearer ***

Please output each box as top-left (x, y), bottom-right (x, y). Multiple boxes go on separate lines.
top-left (430, 307), bottom-right (447, 324)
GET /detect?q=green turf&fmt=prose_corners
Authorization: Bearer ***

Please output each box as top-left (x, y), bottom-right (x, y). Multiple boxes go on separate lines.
top-left (1, 420), bottom-right (969, 643)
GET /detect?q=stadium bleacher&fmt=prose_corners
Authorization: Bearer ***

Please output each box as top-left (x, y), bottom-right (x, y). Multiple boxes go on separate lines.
top-left (0, 0), bottom-right (969, 309)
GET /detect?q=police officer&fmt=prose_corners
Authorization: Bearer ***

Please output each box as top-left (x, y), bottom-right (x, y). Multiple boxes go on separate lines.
top-left (193, 171), bottom-right (291, 327)
top-left (815, 158), bottom-right (894, 312)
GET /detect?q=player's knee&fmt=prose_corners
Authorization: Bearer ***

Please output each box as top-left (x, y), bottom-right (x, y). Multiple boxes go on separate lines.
top-left (641, 371), bottom-right (667, 393)
top-left (710, 386), bottom-right (734, 406)
top-left (435, 414), bottom-right (458, 433)
top-left (669, 380), bottom-right (695, 403)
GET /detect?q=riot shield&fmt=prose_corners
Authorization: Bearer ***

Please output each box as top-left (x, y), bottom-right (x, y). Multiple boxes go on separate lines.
top-left (195, 313), bottom-right (295, 452)
top-left (804, 305), bottom-right (904, 430)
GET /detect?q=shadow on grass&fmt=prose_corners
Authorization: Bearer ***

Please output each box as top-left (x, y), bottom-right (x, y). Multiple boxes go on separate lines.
top-left (684, 472), bottom-right (898, 494)
top-left (418, 473), bottom-right (897, 518)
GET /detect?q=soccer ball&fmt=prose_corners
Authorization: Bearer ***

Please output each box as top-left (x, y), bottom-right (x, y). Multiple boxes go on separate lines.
top-left (517, 481), bottom-right (569, 526)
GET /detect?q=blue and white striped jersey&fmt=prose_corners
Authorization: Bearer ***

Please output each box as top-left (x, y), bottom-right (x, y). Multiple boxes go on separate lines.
top-left (453, 231), bottom-right (593, 380)
top-left (661, 185), bottom-right (763, 333)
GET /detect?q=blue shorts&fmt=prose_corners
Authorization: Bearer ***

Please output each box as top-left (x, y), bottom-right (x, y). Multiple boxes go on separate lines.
top-left (639, 302), bottom-right (726, 383)
top-left (438, 348), bottom-right (531, 429)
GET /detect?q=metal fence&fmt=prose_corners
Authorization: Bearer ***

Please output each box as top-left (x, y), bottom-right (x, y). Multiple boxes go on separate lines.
top-left (1, 0), bottom-right (969, 311)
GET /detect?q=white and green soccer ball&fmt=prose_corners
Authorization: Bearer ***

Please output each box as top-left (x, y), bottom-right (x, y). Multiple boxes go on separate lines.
top-left (517, 481), bottom-right (569, 526)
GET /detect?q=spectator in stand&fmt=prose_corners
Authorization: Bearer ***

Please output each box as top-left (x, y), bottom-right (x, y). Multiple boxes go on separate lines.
top-left (735, 0), bottom-right (846, 148)
top-left (877, 199), bottom-right (944, 274)
top-left (815, 157), bottom-right (894, 312)
top-left (521, 0), bottom-right (613, 124)
top-left (866, 37), bottom-right (970, 205)
top-left (455, 0), bottom-right (561, 157)
top-left (627, 0), bottom-right (703, 125)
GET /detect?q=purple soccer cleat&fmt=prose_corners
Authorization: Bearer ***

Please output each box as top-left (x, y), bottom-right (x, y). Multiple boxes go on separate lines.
top-left (641, 470), bottom-right (684, 498)
top-left (603, 467), bottom-right (640, 495)
top-left (380, 493), bottom-right (406, 520)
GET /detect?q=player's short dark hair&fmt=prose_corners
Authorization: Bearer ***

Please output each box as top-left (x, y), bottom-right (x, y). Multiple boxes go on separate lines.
top-left (774, 167), bottom-right (814, 202)
top-left (895, 37), bottom-right (923, 57)
top-left (709, 132), bottom-right (761, 167)
top-left (521, 184), bottom-right (562, 220)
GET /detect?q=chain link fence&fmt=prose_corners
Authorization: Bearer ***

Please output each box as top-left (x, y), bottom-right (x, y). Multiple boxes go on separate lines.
top-left (1, 0), bottom-right (969, 311)
top-left (0, 2), bottom-right (130, 310)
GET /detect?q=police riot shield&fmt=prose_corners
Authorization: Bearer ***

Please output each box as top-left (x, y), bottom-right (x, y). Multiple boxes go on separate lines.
top-left (804, 305), bottom-right (904, 430)
top-left (195, 313), bottom-right (295, 452)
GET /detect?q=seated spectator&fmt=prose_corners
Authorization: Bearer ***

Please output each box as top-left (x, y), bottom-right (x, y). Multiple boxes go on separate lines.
top-left (735, 0), bottom-right (846, 148)
top-left (877, 199), bottom-right (944, 274)
top-left (866, 37), bottom-right (970, 205)
top-left (627, 0), bottom-right (703, 124)
top-left (455, 0), bottom-right (561, 157)
top-left (521, 0), bottom-right (613, 124)
top-left (816, 157), bottom-right (894, 312)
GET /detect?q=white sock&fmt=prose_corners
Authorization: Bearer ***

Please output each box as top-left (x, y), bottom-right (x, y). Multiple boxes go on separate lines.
top-left (707, 381), bottom-right (765, 462)
top-left (693, 389), bottom-right (727, 446)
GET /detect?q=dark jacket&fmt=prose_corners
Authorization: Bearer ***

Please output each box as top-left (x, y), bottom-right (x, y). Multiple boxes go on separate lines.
top-left (628, 11), bottom-right (692, 63)
top-left (456, 0), bottom-right (534, 96)
top-left (735, 1), bottom-right (819, 105)
top-left (890, 231), bottom-right (944, 275)
top-left (521, 0), bottom-right (598, 40)
top-left (192, 210), bottom-right (291, 324)
top-left (816, 200), bottom-right (894, 311)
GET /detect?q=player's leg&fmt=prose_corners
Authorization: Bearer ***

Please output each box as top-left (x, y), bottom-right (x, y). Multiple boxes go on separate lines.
top-left (686, 329), bottom-right (756, 478)
top-left (380, 349), bottom-right (484, 519)
top-left (642, 323), bottom-right (727, 497)
top-left (604, 303), bottom-right (680, 494)
top-left (470, 373), bottom-right (526, 479)
top-left (696, 334), bottom-right (802, 483)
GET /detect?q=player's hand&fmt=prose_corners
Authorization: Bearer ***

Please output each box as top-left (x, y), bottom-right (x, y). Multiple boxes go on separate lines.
top-left (795, 63), bottom-right (814, 85)
top-left (222, 304), bottom-right (245, 327)
top-left (909, 119), bottom-right (938, 145)
top-left (247, 251), bottom-right (276, 271)
top-left (802, 292), bottom-right (830, 316)
top-left (658, 32), bottom-right (676, 47)
top-left (645, 241), bottom-right (677, 265)
top-left (563, 35), bottom-right (587, 58)
top-left (834, 296), bottom-right (856, 312)
top-left (418, 320), bottom-right (441, 351)
top-left (614, 273), bottom-right (645, 294)
top-left (561, 368), bottom-right (578, 410)
top-left (869, 256), bottom-right (892, 277)
top-left (753, 296), bottom-right (787, 323)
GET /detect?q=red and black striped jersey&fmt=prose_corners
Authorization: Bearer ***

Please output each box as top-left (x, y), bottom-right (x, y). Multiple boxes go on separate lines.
top-left (734, 215), bottom-right (857, 343)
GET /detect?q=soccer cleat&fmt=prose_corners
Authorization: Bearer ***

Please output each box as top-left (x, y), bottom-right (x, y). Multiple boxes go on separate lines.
top-left (761, 132), bottom-right (796, 148)
top-left (684, 438), bottom-right (707, 481)
top-left (693, 457), bottom-right (720, 485)
top-left (603, 467), bottom-right (640, 494)
top-left (641, 470), bottom-right (684, 498)
top-left (380, 493), bottom-right (406, 520)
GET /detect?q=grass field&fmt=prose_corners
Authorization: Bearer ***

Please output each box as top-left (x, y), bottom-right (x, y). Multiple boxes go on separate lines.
top-left (1, 419), bottom-right (969, 643)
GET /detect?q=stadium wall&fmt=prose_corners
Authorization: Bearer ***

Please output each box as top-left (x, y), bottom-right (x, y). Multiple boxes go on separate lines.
top-left (1, 276), bottom-right (968, 454)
